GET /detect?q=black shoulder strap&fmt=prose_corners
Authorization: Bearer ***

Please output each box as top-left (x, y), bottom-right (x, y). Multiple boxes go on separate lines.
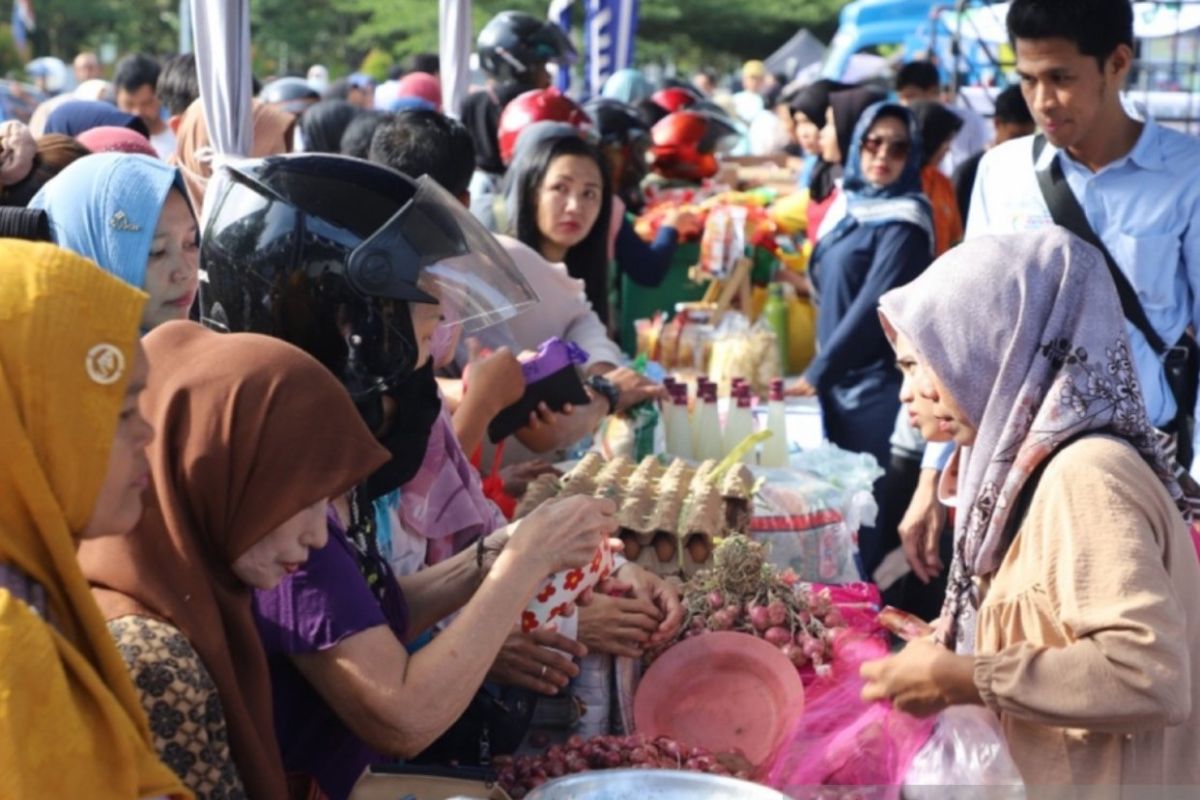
top-left (1032, 134), bottom-right (1168, 354)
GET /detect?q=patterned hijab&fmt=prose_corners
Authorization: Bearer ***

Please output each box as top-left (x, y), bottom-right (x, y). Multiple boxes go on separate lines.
top-left (80, 321), bottom-right (389, 799)
top-left (879, 228), bottom-right (1188, 652)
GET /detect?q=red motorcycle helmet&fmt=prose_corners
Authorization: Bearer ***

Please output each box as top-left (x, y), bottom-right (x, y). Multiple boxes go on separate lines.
top-left (498, 88), bottom-right (593, 165)
top-left (650, 111), bottom-right (741, 181)
top-left (650, 86), bottom-right (701, 114)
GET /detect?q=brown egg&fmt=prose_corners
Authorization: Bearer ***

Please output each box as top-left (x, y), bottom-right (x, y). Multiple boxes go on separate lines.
top-left (653, 532), bottom-right (677, 563)
top-left (686, 535), bottom-right (712, 564)
top-left (621, 532), bottom-right (642, 561)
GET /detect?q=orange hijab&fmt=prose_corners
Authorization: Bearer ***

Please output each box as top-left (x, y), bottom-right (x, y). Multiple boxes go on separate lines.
top-left (172, 98), bottom-right (296, 211)
top-left (80, 321), bottom-right (389, 800)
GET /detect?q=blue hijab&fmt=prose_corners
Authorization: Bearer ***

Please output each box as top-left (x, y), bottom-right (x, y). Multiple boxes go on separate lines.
top-left (29, 153), bottom-right (189, 291)
top-left (44, 100), bottom-right (150, 139)
top-left (820, 101), bottom-right (934, 255)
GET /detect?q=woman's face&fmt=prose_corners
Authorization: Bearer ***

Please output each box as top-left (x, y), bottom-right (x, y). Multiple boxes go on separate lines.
top-left (409, 300), bottom-right (444, 369)
top-left (82, 344), bottom-right (153, 539)
top-left (859, 115), bottom-right (911, 188)
top-left (535, 154), bottom-right (604, 253)
top-left (142, 189), bottom-right (200, 330)
top-left (793, 111), bottom-right (821, 155)
top-left (926, 361), bottom-right (977, 447)
top-left (818, 106), bottom-right (841, 164)
top-left (230, 499), bottom-right (329, 589)
top-left (894, 332), bottom-right (950, 443)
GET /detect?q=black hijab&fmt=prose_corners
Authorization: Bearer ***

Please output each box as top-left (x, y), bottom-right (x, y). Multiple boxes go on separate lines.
top-left (789, 79), bottom-right (851, 129)
top-left (831, 88), bottom-right (887, 167)
top-left (299, 100), bottom-right (363, 154)
top-left (910, 101), bottom-right (964, 168)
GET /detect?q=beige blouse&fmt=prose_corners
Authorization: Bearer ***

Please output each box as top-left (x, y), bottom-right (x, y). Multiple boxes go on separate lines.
top-left (973, 436), bottom-right (1200, 793)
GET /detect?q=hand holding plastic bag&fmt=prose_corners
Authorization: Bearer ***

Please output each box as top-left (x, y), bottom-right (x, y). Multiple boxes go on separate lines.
top-left (903, 706), bottom-right (1025, 799)
top-left (764, 635), bottom-right (935, 799)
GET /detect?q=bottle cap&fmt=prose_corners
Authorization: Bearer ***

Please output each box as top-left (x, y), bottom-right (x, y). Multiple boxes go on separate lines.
top-left (769, 380), bottom-right (785, 402)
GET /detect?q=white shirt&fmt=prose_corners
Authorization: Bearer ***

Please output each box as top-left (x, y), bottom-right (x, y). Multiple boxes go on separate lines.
top-left (149, 125), bottom-right (176, 160)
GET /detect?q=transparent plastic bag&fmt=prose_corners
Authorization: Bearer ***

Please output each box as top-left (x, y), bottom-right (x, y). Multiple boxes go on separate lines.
top-left (764, 635), bottom-right (935, 800)
top-left (903, 706), bottom-right (1025, 800)
top-left (751, 472), bottom-right (861, 584)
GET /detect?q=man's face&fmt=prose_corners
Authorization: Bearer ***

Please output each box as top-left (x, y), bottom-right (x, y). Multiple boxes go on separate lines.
top-left (348, 86), bottom-right (373, 109)
top-left (1015, 37), bottom-right (1131, 151)
top-left (117, 83), bottom-right (162, 130)
top-left (75, 55), bottom-right (100, 82)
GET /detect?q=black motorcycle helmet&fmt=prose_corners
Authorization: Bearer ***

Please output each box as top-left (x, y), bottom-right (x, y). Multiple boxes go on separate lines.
top-left (583, 97), bottom-right (649, 148)
top-left (477, 11), bottom-right (576, 85)
top-left (260, 76), bottom-right (321, 115)
top-left (584, 97), bottom-right (651, 209)
top-left (200, 153), bottom-right (537, 446)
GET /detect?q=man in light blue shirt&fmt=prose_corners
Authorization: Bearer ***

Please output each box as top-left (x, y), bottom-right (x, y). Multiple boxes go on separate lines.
top-left (899, 0), bottom-right (1200, 585)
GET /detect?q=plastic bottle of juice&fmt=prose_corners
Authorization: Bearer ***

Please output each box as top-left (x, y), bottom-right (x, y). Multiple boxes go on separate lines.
top-left (763, 282), bottom-right (790, 376)
top-left (666, 386), bottom-right (694, 459)
top-left (695, 383), bottom-right (723, 461)
top-left (723, 384), bottom-right (756, 463)
top-left (761, 378), bottom-right (789, 467)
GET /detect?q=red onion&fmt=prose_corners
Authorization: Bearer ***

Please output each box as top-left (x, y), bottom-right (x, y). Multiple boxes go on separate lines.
top-left (764, 626), bottom-right (791, 647)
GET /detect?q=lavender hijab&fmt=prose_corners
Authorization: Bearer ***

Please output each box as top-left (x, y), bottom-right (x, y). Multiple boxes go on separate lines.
top-left (879, 228), bottom-right (1188, 652)
top-left (400, 407), bottom-right (508, 565)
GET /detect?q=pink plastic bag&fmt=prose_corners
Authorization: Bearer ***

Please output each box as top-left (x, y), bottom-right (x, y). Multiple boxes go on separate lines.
top-left (764, 635), bottom-right (935, 800)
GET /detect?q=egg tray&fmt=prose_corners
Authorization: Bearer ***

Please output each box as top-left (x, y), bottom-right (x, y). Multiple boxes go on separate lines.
top-left (513, 453), bottom-right (754, 580)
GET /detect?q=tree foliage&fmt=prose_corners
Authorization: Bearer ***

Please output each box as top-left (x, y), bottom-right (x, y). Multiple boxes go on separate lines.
top-left (12, 0), bottom-right (850, 80)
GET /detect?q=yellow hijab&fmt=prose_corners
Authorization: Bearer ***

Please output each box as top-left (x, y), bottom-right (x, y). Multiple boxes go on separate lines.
top-left (0, 240), bottom-right (190, 799)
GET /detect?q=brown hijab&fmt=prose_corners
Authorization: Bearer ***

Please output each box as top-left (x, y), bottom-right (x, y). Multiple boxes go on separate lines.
top-left (79, 321), bottom-right (390, 800)
top-left (172, 98), bottom-right (296, 211)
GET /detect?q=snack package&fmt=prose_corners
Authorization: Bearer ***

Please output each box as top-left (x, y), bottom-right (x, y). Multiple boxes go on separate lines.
top-left (487, 338), bottom-right (590, 443)
top-left (878, 606), bottom-right (936, 643)
top-left (522, 544), bottom-right (616, 633)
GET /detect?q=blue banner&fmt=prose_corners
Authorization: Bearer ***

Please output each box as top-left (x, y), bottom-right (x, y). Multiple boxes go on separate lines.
top-left (584, 0), bottom-right (639, 98)
top-left (548, 0), bottom-right (575, 93)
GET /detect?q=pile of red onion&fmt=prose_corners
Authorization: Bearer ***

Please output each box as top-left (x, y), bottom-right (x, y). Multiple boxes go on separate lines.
top-left (494, 734), bottom-right (749, 797)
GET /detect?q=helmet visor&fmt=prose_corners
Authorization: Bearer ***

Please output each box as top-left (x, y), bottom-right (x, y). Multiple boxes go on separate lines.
top-left (533, 23), bottom-right (578, 65)
top-left (346, 176), bottom-right (539, 334)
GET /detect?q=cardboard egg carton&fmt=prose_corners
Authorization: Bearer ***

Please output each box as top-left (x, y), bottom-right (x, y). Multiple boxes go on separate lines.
top-left (513, 454), bottom-right (756, 579)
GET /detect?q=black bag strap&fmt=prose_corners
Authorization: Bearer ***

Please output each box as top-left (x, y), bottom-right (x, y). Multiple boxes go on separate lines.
top-left (1032, 134), bottom-right (1169, 354)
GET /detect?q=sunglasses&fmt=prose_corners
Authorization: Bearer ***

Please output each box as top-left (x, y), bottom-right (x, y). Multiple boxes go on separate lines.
top-left (862, 135), bottom-right (911, 160)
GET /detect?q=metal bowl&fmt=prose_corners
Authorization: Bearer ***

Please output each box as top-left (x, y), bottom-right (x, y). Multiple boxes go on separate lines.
top-left (524, 769), bottom-right (788, 800)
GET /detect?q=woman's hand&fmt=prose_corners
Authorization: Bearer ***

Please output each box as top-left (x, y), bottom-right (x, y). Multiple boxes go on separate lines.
top-left (607, 563), bottom-right (684, 647)
top-left (487, 624), bottom-right (588, 696)
top-left (500, 460), bottom-right (561, 498)
top-left (859, 639), bottom-right (981, 717)
top-left (465, 343), bottom-right (526, 414)
top-left (508, 495), bottom-right (618, 575)
top-left (578, 593), bottom-right (663, 659)
top-left (900, 469), bottom-right (947, 584)
top-left (786, 376), bottom-right (818, 397)
top-left (599, 366), bottom-right (668, 413)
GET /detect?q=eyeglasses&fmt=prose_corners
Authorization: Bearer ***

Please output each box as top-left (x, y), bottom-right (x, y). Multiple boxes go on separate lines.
top-left (862, 135), bottom-right (911, 160)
